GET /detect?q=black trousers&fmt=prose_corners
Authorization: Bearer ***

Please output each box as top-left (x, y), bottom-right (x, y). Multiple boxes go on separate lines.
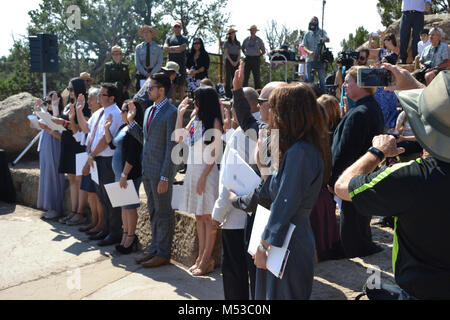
top-left (222, 229), bottom-right (255, 300)
top-left (339, 200), bottom-right (374, 258)
top-left (94, 156), bottom-right (122, 238)
top-left (399, 11), bottom-right (424, 61)
top-left (225, 55), bottom-right (239, 98)
top-left (243, 56), bottom-right (262, 90)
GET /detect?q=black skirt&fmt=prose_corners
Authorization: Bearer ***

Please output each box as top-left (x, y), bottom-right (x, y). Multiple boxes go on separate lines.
top-left (58, 131), bottom-right (86, 175)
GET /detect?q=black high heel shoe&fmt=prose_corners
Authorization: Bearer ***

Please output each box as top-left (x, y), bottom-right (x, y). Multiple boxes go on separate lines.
top-left (116, 235), bottom-right (139, 254)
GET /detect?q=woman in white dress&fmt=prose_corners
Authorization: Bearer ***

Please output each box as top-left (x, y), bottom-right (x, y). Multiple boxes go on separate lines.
top-left (175, 86), bottom-right (223, 276)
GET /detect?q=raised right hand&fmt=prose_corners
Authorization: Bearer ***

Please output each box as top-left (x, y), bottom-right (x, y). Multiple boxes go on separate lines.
top-left (104, 114), bottom-right (113, 130)
top-left (76, 94), bottom-right (85, 111)
top-left (178, 96), bottom-right (190, 115)
top-left (233, 61), bottom-right (245, 91)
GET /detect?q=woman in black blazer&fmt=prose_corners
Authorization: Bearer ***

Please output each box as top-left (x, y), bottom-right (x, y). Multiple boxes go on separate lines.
top-left (186, 38), bottom-right (210, 93)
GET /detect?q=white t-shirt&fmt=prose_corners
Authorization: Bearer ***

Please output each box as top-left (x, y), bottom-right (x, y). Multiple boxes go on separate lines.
top-left (396, 111), bottom-right (414, 137)
top-left (417, 40), bottom-right (431, 57)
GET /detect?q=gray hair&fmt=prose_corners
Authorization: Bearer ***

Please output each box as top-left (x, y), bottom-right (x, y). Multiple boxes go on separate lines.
top-left (430, 27), bottom-right (443, 37)
top-left (88, 86), bottom-right (100, 97)
top-left (243, 87), bottom-right (259, 105)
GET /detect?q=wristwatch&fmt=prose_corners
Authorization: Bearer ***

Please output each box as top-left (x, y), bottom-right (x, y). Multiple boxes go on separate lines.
top-left (121, 172), bottom-right (127, 178)
top-left (368, 146), bottom-right (385, 161)
top-left (257, 243), bottom-right (268, 253)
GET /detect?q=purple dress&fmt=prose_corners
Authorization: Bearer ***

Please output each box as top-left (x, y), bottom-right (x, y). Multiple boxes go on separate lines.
top-left (37, 130), bottom-right (66, 214)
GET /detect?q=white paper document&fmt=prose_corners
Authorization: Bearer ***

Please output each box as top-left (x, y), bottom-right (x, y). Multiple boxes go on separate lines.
top-left (221, 149), bottom-right (261, 196)
top-left (28, 115), bottom-right (41, 130)
top-left (75, 152), bottom-right (88, 176)
top-left (104, 180), bottom-right (140, 208)
top-left (90, 161), bottom-right (99, 184)
top-left (35, 111), bottom-right (66, 131)
top-left (171, 184), bottom-right (184, 210)
top-left (334, 195), bottom-right (343, 212)
top-left (248, 205), bottom-right (295, 279)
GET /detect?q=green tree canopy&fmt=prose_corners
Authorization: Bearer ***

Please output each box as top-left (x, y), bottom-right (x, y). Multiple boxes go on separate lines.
top-left (0, 0), bottom-right (229, 100)
top-left (340, 26), bottom-right (370, 51)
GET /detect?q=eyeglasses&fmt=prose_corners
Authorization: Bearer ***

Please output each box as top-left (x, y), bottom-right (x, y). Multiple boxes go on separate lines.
top-left (174, 25), bottom-right (181, 29)
top-left (67, 87), bottom-right (74, 92)
top-left (99, 93), bottom-right (111, 97)
top-left (121, 108), bottom-right (128, 113)
top-left (147, 84), bottom-right (161, 92)
top-left (193, 42), bottom-right (201, 45)
top-left (257, 98), bottom-right (268, 104)
top-left (358, 56), bottom-right (367, 61)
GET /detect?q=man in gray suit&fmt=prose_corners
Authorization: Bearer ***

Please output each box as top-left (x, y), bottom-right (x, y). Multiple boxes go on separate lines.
top-left (127, 73), bottom-right (178, 268)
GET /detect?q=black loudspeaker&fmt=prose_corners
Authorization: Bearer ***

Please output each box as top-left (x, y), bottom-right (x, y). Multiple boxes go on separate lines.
top-left (29, 34), bottom-right (59, 73)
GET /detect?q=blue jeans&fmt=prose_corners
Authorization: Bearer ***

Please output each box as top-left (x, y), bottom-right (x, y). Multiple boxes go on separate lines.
top-left (306, 61), bottom-right (326, 91)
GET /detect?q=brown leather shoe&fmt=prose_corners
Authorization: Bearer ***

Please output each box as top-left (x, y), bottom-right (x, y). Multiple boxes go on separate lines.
top-left (135, 253), bottom-right (155, 264)
top-left (141, 256), bottom-right (170, 268)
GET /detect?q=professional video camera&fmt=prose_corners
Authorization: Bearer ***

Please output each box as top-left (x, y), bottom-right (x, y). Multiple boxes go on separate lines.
top-left (337, 51), bottom-right (360, 69)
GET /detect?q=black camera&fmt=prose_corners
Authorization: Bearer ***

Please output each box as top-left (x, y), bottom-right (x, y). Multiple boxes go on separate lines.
top-left (338, 51), bottom-right (360, 69)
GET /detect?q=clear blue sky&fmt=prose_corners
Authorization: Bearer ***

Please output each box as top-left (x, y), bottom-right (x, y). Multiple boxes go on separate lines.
top-left (0, 0), bottom-right (384, 58)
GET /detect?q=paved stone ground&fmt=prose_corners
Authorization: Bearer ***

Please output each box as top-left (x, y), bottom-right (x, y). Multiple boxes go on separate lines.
top-left (0, 201), bottom-right (395, 300)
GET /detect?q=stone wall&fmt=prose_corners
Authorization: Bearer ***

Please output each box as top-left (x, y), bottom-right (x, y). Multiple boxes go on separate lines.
top-left (9, 162), bottom-right (222, 268)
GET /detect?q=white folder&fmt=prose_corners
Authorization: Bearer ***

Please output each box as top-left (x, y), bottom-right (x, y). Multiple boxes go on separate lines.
top-left (35, 111), bottom-right (66, 131)
top-left (221, 148), bottom-right (261, 196)
top-left (75, 152), bottom-right (88, 176)
top-left (248, 205), bottom-right (295, 279)
top-left (104, 180), bottom-right (140, 208)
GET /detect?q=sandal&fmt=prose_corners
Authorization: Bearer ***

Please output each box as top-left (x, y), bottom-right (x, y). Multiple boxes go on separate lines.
top-left (59, 211), bottom-right (77, 224)
top-left (66, 213), bottom-right (87, 226)
top-left (191, 259), bottom-right (215, 277)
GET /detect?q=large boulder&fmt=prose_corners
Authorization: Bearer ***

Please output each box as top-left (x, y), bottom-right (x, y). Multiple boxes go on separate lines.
top-left (358, 14), bottom-right (450, 63)
top-left (0, 93), bottom-right (40, 160)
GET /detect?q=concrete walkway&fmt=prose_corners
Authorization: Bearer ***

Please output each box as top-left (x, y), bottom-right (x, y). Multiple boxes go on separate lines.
top-left (0, 202), bottom-right (224, 300)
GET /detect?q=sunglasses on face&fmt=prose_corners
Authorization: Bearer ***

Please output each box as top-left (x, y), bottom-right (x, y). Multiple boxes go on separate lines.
top-left (257, 98), bottom-right (268, 104)
top-left (194, 42), bottom-right (201, 45)
top-left (121, 108), bottom-right (128, 113)
top-left (67, 87), bottom-right (74, 92)
top-left (174, 25), bottom-right (181, 29)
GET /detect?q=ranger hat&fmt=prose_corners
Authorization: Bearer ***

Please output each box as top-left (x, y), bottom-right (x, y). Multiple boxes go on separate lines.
top-left (79, 72), bottom-right (95, 84)
top-left (111, 45), bottom-right (123, 55)
top-left (138, 25), bottom-right (157, 37)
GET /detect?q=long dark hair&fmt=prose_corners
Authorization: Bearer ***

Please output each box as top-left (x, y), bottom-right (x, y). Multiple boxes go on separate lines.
top-left (269, 83), bottom-right (331, 185)
top-left (69, 77), bottom-right (90, 120)
top-left (227, 33), bottom-right (240, 46)
top-left (190, 38), bottom-right (208, 57)
top-left (194, 86), bottom-right (223, 143)
top-left (46, 91), bottom-right (64, 116)
top-left (131, 100), bottom-right (144, 128)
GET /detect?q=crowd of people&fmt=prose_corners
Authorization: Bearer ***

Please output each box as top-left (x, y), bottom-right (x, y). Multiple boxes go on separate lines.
top-left (30, 0), bottom-right (450, 300)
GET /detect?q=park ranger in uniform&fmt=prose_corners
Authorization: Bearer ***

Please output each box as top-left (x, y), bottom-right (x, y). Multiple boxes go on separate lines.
top-left (104, 45), bottom-right (131, 107)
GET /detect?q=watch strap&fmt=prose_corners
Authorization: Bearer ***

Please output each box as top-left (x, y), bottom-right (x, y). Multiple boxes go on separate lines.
top-left (368, 146), bottom-right (385, 161)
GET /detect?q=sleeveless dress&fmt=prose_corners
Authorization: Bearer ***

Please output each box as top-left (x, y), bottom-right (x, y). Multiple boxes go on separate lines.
top-left (179, 118), bottom-right (219, 215)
